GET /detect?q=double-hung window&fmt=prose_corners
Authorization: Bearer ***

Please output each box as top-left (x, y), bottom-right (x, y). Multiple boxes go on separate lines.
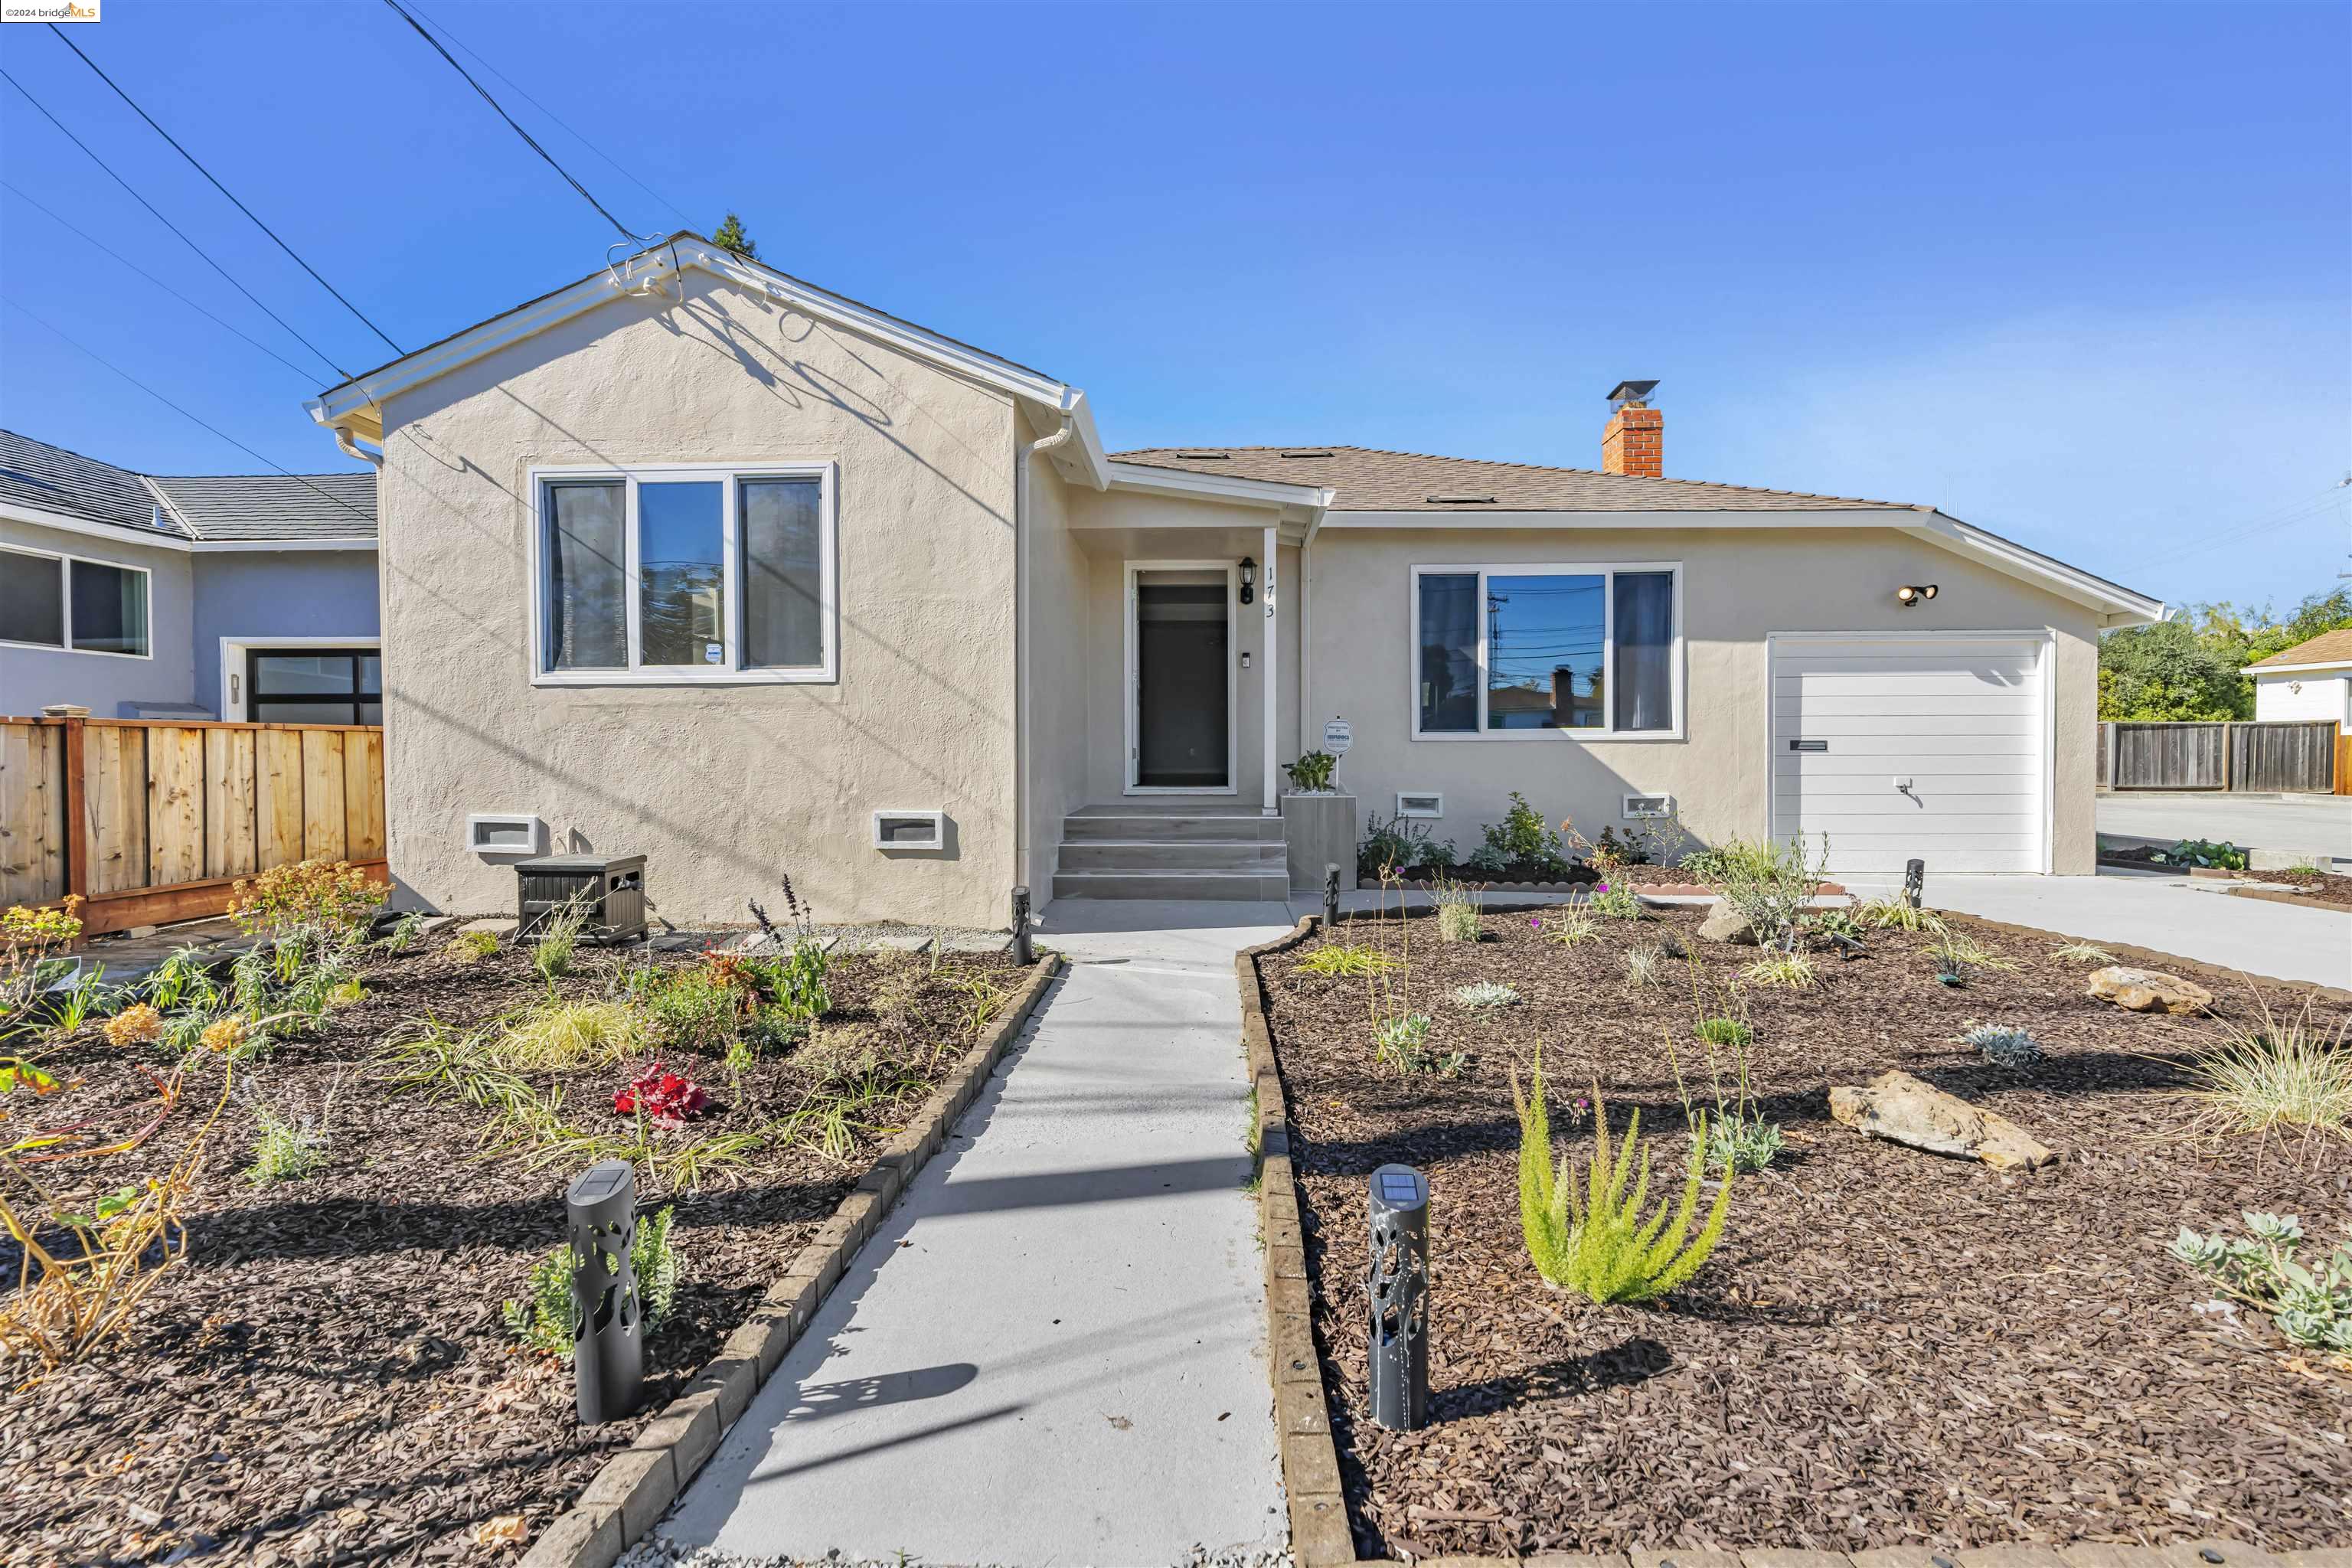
top-left (1412, 563), bottom-right (1680, 738)
top-left (533, 464), bottom-right (835, 684)
top-left (0, 544), bottom-right (150, 658)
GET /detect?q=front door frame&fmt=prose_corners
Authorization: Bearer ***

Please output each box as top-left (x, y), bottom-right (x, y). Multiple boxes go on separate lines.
top-left (1123, 559), bottom-right (1239, 795)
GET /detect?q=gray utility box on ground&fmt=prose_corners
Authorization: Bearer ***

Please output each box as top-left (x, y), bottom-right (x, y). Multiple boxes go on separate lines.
top-left (515, 854), bottom-right (648, 943)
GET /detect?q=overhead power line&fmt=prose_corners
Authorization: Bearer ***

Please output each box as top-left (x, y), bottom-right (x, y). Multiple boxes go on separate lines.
top-left (4, 296), bottom-right (379, 531)
top-left (1, 180), bottom-right (317, 381)
top-left (410, 1), bottom-right (692, 230)
top-left (45, 24), bottom-right (404, 358)
top-left (380, 0), bottom-right (648, 243)
top-left (0, 67), bottom-right (354, 382)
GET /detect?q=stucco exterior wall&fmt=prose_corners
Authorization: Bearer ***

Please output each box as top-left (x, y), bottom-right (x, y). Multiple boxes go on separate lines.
top-left (1022, 451), bottom-right (1091, 891)
top-left (372, 270), bottom-right (1019, 924)
top-left (1302, 526), bottom-right (2103, 874)
top-left (0, 517), bottom-right (193, 717)
top-left (191, 550), bottom-right (381, 715)
top-left (2252, 671), bottom-right (2352, 731)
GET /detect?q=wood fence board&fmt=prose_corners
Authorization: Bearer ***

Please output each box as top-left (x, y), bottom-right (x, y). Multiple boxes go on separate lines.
top-left (257, 729), bottom-right (306, 870)
top-left (0, 721), bottom-right (64, 906)
top-left (343, 730), bottom-right (384, 860)
top-left (145, 726), bottom-right (206, 887)
top-left (204, 727), bottom-right (258, 880)
top-left (300, 729), bottom-right (348, 862)
top-left (2232, 720), bottom-right (2335, 793)
top-left (2109, 720), bottom-right (2336, 793)
top-left (84, 724), bottom-right (149, 895)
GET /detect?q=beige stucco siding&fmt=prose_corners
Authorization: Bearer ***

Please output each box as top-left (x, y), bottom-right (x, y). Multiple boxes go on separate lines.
top-left (1303, 527), bottom-right (2101, 874)
top-left (373, 270), bottom-right (1020, 924)
top-left (1022, 452), bottom-right (1091, 890)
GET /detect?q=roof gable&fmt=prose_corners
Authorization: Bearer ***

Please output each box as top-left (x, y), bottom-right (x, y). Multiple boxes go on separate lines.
top-left (0, 428), bottom-right (373, 547)
top-left (2247, 627), bottom-right (2352, 671)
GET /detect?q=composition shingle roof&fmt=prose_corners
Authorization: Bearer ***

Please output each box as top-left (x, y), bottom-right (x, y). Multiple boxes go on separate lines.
top-left (0, 429), bottom-right (374, 544)
top-left (2248, 628), bottom-right (2352, 670)
top-left (1109, 445), bottom-right (1918, 513)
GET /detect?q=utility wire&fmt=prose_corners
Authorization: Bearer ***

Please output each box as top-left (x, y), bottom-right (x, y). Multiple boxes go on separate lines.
top-left (46, 24), bottom-right (404, 358)
top-left (3, 296), bottom-right (380, 530)
top-left (0, 67), bottom-right (353, 383)
top-left (380, 0), bottom-right (648, 243)
top-left (410, 1), bottom-right (692, 230)
top-left (1, 180), bottom-right (318, 381)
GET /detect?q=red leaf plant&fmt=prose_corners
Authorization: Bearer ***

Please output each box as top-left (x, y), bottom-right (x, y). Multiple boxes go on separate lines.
top-left (613, 1063), bottom-right (709, 1130)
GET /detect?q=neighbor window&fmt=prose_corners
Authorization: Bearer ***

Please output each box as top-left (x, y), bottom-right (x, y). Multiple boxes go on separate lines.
top-left (536, 466), bottom-right (834, 682)
top-left (1412, 564), bottom-right (1678, 737)
top-left (0, 545), bottom-right (149, 658)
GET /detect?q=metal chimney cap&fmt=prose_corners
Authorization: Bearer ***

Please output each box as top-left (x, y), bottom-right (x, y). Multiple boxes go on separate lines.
top-left (1606, 379), bottom-right (1660, 407)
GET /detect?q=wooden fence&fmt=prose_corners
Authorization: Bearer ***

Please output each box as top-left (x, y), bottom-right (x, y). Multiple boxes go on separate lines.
top-left (2101, 719), bottom-right (2340, 794)
top-left (0, 716), bottom-right (387, 936)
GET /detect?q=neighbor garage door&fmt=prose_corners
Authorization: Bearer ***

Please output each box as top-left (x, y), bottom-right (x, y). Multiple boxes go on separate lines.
top-left (1770, 634), bottom-right (2047, 875)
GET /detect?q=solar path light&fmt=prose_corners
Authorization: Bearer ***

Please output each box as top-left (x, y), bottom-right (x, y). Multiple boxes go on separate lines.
top-left (1366, 1162), bottom-right (1429, 1430)
top-left (567, 1159), bottom-right (645, 1424)
top-left (1323, 864), bottom-right (1342, 933)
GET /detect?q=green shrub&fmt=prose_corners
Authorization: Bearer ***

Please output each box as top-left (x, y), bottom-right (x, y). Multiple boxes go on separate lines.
top-left (2171, 1212), bottom-right (2352, 1351)
top-left (2051, 942), bottom-right (2115, 964)
top-left (1963, 1021), bottom-right (2043, 1070)
top-left (1622, 944), bottom-right (1671, 988)
top-left (452, 929), bottom-right (500, 963)
top-left (1511, 1054), bottom-right (1733, 1304)
top-left (1359, 810), bottom-right (1446, 876)
top-left (1686, 835), bottom-right (1828, 951)
top-left (1538, 910), bottom-right (1598, 946)
top-left (503, 1204), bottom-right (678, 1357)
top-left (2186, 996), bottom-right (2352, 1139)
top-left (1429, 877), bottom-right (1484, 942)
top-left (1740, 951), bottom-right (1816, 988)
top-left (1374, 1013), bottom-right (1463, 1076)
top-left (1703, 1114), bottom-right (1783, 1174)
top-left (498, 1001), bottom-right (647, 1070)
top-left (1296, 942), bottom-right (1397, 978)
top-left (1694, 1017), bottom-right (1752, 1049)
top-left (2153, 838), bottom-right (2249, 871)
top-left (1452, 981), bottom-right (1518, 1010)
top-left (1479, 792), bottom-right (1568, 876)
top-left (1853, 895), bottom-right (1943, 934)
top-left (645, 966), bottom-right (742, 1054)
top-left (243, 1102), bottom-right (330, 1184)
top-left (1586, 884), bottom-right (1642, 920)
top-left (1283, 751), bottom-right (1337, 791)
top-left (743, 940), bottom-right (831, 1022)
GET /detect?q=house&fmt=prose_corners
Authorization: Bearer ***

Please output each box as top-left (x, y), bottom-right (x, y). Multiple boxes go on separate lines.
top-left (2244, 629), bottom-right (2352, 732)
top-left (0, 430), bottom-right (380, 721)
top-left (302, 234), bottom-right (2163, 926)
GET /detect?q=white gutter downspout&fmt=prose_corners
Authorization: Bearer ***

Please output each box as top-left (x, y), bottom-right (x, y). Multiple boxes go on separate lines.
top-left (334, 426), bottom-right (384, 467)
top-left (1015, 415), bottom-right (1076, 901)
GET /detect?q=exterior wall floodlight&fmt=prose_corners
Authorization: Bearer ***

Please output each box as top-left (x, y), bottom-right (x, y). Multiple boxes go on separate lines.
top-left (1238, 556), bottom-right (1256, 605)
top-left (1895, 583), bottom-right (1939, 608)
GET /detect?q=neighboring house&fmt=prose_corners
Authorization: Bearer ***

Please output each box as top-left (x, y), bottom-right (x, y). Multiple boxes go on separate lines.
top-left (304, 234), bottom-right (2162, 925)
top-left (0, 430), bottom-right (380, 721)
top-left (2244, 629), bottom-right (2352, 731)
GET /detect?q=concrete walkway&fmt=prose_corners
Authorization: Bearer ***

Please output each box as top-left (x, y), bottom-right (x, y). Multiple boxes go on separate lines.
top-left (657, 903), bottom-right (1295, 1566)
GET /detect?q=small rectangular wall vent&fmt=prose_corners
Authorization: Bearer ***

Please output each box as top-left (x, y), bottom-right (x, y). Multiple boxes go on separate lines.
top-left (1622, 793), bottom-right (1674, 820)
top-left (467, 812), bottom-right (547, 856)
top-left (873, 809), bottom-right (946, 851)
top-left (1396, 791), bottom-right (1444, 818)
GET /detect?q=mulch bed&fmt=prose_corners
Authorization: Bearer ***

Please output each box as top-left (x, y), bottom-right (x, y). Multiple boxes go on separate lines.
top-left (0, 936), bottom-right (1018, 1568)
top-left (1258, 906), bottom-right (2352, 1559)
top-left (2267, 867), bottom-right (2352, 910)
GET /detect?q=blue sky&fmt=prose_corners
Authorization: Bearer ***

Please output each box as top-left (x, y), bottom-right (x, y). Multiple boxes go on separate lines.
top-left (2, 1), bottom-right (2344, 612)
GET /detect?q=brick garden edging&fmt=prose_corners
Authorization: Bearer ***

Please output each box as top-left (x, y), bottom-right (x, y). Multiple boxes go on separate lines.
top-left (1237, 916), bottom-right (2345, 1568)
top-left (519, 951), bottom-right (1066, 1568)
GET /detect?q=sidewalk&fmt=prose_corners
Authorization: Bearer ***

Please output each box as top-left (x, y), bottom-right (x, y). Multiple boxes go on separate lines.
top-left (655, 903), bottom-right (1295, 1565)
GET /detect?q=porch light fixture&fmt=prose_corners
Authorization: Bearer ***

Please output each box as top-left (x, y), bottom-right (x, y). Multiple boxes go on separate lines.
top-left (1895, 583), bottom-right (1939, 608)
top-left (1239, 557), bottom-right (1256, 605)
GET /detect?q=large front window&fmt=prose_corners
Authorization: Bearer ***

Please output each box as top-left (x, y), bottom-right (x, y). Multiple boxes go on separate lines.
top-left (0, 545), bottom-right (149, 658)
top-left (1413, 564), bottom-right (1679, 737)
top-left (535, 465), bottom-right (835, 683)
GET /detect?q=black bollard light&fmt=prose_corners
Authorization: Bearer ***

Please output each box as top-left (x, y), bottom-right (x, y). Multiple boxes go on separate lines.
top-left (1903, 858), bottom-right (1926, 912)
top-left (1323, 863), bottom-right (1342, 933)
top-left (567, 1159), bottom-right (645, 1425)
top-left (1010, 885), bottom-right (1034, 966)
top-left (1366, 1162), bottom-right (1429, 1430)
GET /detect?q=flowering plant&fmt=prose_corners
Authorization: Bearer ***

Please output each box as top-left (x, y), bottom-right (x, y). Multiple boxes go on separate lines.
top-left (614, 1063), bottom-right (709, 1129)
top-left (103, 1003), bottom-right (165, 1050)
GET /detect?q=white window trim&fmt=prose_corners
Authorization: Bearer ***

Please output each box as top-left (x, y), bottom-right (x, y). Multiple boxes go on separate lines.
top-left (0, 541), bottom-right (154, 661)
top-left (218, 635), bottom-right (381, 720)
top-left (525, 461), bottom-right (838, 687)
top-left (1407, 561), bottom-right (1684, 742)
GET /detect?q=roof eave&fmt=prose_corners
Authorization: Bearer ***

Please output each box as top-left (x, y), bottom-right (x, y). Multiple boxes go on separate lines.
top-left (2244, 659), bottom-right (2352, 676)
top-left (1909, 511), bottom-right (2164, 627)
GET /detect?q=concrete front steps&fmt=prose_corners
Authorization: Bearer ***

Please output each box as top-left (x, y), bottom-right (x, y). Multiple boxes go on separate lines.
top-left (1052, 806), bottom-right (1291, 900)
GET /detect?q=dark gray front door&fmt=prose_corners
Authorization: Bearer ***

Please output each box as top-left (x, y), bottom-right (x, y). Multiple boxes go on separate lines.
top-left (1134, 574), bottom-right (1229, 789)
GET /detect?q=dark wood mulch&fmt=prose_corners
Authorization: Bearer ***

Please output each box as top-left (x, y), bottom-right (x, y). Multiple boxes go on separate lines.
top-left (0, 937), bottom-right (1020, 1568)
top-left (2269, 867), bottom-right (2352, 910)
top-left (1259, 907), bottom-right (2352, 1559)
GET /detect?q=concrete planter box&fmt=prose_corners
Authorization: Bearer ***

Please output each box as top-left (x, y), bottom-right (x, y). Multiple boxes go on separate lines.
top-left (1280, 792), bottom-right (1357, 893)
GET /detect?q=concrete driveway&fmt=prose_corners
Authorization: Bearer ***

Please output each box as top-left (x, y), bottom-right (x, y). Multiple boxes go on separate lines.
top-left (2098, 791), bottom-right (2350, 865)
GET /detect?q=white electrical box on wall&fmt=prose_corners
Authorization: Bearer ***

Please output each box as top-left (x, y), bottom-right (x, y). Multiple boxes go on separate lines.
top-left (466, 812), bottom-right (548, 856)
top-left (872, 809), bottom-right (946, 851)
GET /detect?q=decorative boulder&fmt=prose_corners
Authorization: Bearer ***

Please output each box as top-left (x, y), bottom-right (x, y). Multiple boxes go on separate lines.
top-left (1828, 1070), bottom-right (2056, 1171)
top-left (1697, 903), bottom-right (1757, 946)
top-left (2086, 965), bottom-right (2213, 1015)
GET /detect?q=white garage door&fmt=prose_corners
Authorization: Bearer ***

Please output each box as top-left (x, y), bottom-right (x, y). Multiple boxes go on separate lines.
top-left (1771, 634), bottom-right (2047, 876)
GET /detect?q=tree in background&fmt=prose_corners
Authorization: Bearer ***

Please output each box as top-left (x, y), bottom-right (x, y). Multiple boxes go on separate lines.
top-left (712, 214), bottom-right (757, 259)
top-left (2099, 587), bottom-right (2352, 720)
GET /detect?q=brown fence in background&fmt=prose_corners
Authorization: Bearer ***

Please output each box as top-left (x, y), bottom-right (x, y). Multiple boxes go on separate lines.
top-left (0, 716), bottom-right (387, 936)
top-left (2101, 719), bottom-right (2339, 794)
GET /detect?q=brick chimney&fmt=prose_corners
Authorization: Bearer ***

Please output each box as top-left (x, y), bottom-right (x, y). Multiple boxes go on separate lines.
top-left (1602, 380), bottom-right (1661, 478)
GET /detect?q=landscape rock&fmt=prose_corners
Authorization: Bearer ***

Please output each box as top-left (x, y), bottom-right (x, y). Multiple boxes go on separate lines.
top-left (1828, 1069), bottom-right (2056, 1171)
top-left (1697, 903), bottom-right (1757, 945)
top-left (2086, 965), bottom-right (2213, 1015)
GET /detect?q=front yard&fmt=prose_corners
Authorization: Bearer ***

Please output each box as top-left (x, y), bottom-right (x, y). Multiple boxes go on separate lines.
top-left (1258, 897), bottom-right (2352, 1558)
